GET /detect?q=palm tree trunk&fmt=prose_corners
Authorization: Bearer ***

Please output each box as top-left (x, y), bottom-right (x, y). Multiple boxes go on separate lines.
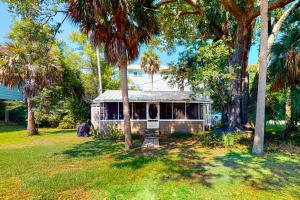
top-left (285, 87), bottom-right (293, 137)
top-left (27, 98), bottom-right (38, 136)
top-left (267, 0), bottom-right (300, 61)
top-left (120, 58), bottom-right (132, 150)
top-left (151, 73), bottom-right (154, 91)
top-left (96, 45), bottom-right (103, 95)
top-left (252, 0), bottom-right (268, 155)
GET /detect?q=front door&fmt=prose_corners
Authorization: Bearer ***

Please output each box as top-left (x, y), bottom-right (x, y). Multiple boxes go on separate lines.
top-left (147, 103), bottom-right (159, 129)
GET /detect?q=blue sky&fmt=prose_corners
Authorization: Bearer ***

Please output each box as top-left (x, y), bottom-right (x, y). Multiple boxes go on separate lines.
top-left (0, 2), bottom-right (258, 65)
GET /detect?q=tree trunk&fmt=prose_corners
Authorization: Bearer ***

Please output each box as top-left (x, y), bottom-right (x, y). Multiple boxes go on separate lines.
top-left (284, 87), bottom-right (293, 137)
top-left (240, 27), bottom-right (254, 125)
top-left (151, 73), bottom-right (154, 91)
top-left (96, 45), bottom-right (103, 95)
top-left (227, 22), bottom-right (254, 129)
top-left (252, 0), bottom-right (268, 155)
top-left (267, 0), bottom-right (300, 61)
top-left (120, 58), bottom-right (132, 150)
top-left (27, 98), bottom-right (38, 136)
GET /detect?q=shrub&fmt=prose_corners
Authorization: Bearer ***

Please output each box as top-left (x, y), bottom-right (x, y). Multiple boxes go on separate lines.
top-left (106, 124), bottom-right (123, 140)
top-left (199, 131), bottom-right (250, 148)
top-left (266, 144), bottom-right (283, 153)
top-left (169, 131), bottom-right (194, 139)
top-left (58, 115), bottom-right (77, 129)
top-left (131, 133), bottom-right (142, 140)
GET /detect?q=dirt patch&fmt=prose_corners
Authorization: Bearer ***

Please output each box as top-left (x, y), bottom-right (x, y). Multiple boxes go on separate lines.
top-left (58, 188), bottom-right (88, 200)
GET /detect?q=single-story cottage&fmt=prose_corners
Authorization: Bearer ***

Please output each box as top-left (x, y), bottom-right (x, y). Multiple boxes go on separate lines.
top-left (91, 90), bottom-right (212, 135)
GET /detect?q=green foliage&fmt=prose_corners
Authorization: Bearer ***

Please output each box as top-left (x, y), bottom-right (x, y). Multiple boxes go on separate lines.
top-left (92, 124), bottom-right (123, 140)
top-left (162, 39), bottom-right (234, 117)
top-left (266, 144), bottom-right (283, 153)
top-left (58, 115), bottom-right (77, 129)
top-left (131, 133), bottom-right (142, 140)
top-left (169, 131), bottom-right (193, 139)
top-left (199, 132), bottom-right (251, 148)
top-left (67, 31), bottom-right (120, 100)
top-left (106, 124), bottom-right (123, 139)
top-left (0, 101), bottom-right (27, 124)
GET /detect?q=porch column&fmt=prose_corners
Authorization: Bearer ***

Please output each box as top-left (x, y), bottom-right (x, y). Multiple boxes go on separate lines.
top-left (4, 109), bottom-right (9, 123)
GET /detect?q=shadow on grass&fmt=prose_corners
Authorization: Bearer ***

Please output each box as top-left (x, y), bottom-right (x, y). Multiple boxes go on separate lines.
top-left (112, 140), bottom-right (220, 187)
top-left (41, 129), bottom-right (76, 135)
top-left (59, 137), bottom-right (300, 190)
top-left (215, 151), bottom-right (300, 191)
top-left (0, 124), bottom-right (25, 134)
top-left (61, 139), bottom-right (123, 158)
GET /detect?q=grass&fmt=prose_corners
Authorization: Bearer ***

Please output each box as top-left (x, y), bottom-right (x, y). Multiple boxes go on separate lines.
top-left (0, 125), bottom-right (299, 200)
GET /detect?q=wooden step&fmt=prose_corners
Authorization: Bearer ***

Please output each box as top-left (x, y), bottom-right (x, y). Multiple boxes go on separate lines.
top-left (142, 137), bottom-right (160, 149)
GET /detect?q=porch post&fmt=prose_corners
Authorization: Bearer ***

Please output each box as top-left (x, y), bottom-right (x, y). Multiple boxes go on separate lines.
top-left (98, 102), bottom-right (101, 132)
top-left (118, 102), bottom-right (120, 120)
top-left (184, 103), bottom-right (186, 119)
top-left (171, 102), bottom-right (174, 120)
top-left (4, 109), bottom-right (9, 123)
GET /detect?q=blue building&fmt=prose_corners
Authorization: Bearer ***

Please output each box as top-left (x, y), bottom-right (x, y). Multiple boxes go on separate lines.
top-left (0, 85), bottom-right (22, 101)
top-left (0, 85), bottom-right (23, 123)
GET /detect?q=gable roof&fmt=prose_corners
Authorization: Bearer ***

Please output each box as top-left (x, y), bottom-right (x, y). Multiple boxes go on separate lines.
top-left (93, 90), bottom-right (212, 103)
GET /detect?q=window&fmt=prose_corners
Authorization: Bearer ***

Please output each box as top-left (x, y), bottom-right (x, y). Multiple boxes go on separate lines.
top-left (118, 103), bottom-right (131, 119)
top-left (133, 103), bottom-right (146, 119)
top-left (105, 103), bottom-right (118, 120)
top-left (186, 103), bottom-right (199, 119)
top-left (173, 103), bottom-right (185, 119)
top-left (160, 103), bottom-right (172, 119)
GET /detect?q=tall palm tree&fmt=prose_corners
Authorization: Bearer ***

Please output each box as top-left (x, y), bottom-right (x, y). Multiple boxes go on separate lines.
top-left (96, 45), bottom-right (102, 95)
top-left (252, 0), bottom-right (268, 155)
top-left (66, 0), bottom-right (159, 150)
top-left (0, 27), bottom-right (62, 136)
top-left (269, 14), bottom-right (300, 136)
top-left (270, 50), bottom-right (300, 135)
top-left (140, 49), bottom-right (160, 90)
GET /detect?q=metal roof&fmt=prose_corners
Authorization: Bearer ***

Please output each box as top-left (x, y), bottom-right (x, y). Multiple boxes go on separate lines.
top-left (93, 90), bottom-right (212, 103)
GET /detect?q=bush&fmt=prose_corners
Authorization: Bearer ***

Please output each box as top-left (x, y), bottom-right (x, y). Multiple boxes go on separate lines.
top-left (131, 133), bottom-right (142, 140)
top-left (106, 124), bottom-right (123, 140)
top-left (199, 131), bottom-right (251, 148)
top-left (58, 115), bottom-right (77, 129)
top-left (92, 124), bottom-right (123, 140)
top-left (266, 143), bottom-right (283, 153)
top-left (169, 131), bottom-right (194, 139)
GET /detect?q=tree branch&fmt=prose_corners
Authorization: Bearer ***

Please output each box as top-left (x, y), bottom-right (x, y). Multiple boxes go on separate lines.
top-left (177, 10), bottom-right (202, 17)
top-left (246, 0), bottom-right (256, 11)
top-left (184, 0), bottom-right (201, 9)
top-left (220, 0), bottom-right (243, 22)
top-left (248, 0), bottom-right (296, 22)
top-left (268, 0), bottom-right (300, 59)
top-left (155, 0), bottom-right (177, 8)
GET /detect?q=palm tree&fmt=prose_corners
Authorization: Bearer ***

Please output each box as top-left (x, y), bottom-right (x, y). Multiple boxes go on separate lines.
top-left (269, 14), bottom-right (300, 136)
top-left (270, 50), bottom-right (300, 135)
top-left (140, 49), bottom-right (160, 90)
top-left (252, 0), bottom-right (268, 155)
top-left (67, 0), bottom-right (159, 150)
top-left (0, 21), bottom-right (62, 136)
top-left (96, 45), bottom-right (103, 95)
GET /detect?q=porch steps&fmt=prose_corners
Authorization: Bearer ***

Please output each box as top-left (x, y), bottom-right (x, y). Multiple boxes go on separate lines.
top-left (142, 130), bottom-right (160, 149)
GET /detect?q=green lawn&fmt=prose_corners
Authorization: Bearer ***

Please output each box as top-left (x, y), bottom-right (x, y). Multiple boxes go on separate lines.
top-left (0, 125), bottom-right (299, 200)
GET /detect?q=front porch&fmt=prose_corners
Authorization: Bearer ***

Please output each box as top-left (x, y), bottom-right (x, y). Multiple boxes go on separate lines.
top-left (91, 90), bottom-right (212, 135)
